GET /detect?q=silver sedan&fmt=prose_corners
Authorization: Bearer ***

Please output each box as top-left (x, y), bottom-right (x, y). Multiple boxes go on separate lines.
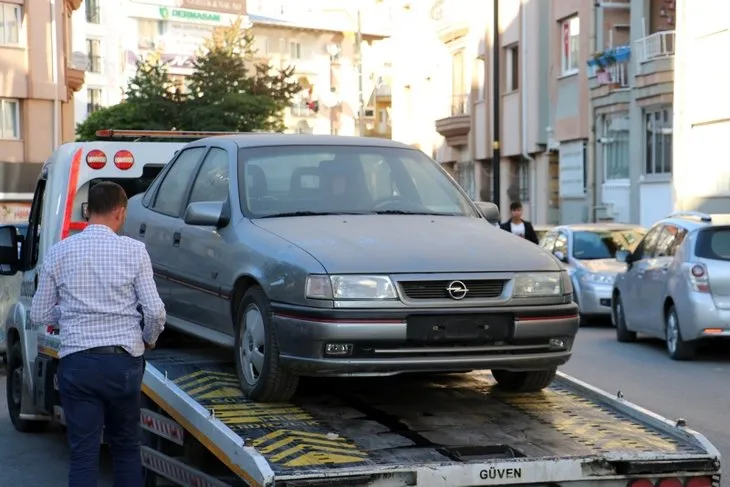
top-left (540, 223), bottom-right (647, 324)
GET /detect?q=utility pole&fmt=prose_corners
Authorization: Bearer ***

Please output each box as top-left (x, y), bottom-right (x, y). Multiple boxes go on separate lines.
top-left (491, 0), bottom-right (501, 209)
top-left (355, 9), bottom-right (366, 137)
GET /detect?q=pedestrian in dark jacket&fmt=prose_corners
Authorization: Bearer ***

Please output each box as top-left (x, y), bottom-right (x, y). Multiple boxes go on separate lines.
top-left (500, 201), bottom-right (539, 244)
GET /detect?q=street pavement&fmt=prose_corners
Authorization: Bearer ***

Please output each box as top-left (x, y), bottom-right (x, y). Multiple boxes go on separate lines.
top-left (0, 325), bottom-right (728, 486)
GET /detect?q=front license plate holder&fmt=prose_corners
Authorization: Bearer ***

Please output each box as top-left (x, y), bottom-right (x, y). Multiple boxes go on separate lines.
top-left (406, 314), bottom-right (514, 343)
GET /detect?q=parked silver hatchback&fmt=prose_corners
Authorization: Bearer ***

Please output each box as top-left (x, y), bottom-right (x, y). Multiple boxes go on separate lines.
top-left (612, 211), bottom-right (730, 360)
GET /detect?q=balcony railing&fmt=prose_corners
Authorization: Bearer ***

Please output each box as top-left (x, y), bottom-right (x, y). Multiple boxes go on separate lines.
top-left (87, 55), bottom-right (102, 73)
top-left (596, 61), bottom-right (630, 88)
top-left (634, 30), bottom-right (675, 68)
top-left (87, 103), bottom-right (102, 114)
top-left (289, 104), bottom-right (315, 117)
top-left (86, 5), bottom-right (100, 23)
top-left (450, 94), bottom-right (468, 116)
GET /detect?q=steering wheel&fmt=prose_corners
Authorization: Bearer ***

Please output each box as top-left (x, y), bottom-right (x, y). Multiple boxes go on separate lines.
top-left (372, 196), bottom-right (424, 211)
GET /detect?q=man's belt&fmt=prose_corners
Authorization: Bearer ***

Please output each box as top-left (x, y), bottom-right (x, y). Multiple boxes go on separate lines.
top-left (83, 346), bottom-right (128, 355)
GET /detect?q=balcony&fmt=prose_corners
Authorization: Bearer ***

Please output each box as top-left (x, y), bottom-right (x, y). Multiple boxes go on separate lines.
top-left (435, 94), bottom-right (470, 146)
top-left (588, 46), bottom-right (631, 108)
top-left (633, 31), bottom-right (675, 103)
top-left (86, 4), bottom-right (100, 23)
top-left (289, 103), bottom-right (317, 118)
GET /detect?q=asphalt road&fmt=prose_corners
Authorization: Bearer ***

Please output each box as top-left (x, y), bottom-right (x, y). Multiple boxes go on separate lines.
top-left (0, 326), bottom-right (727, 486)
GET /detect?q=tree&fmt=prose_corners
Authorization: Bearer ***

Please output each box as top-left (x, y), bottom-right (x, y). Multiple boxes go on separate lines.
top-left (184, 17), bottom-right (301, 132)
top-left (76, 53), bottom-right (180, 141)
top-left (75, 18), bottom-right (301, 140)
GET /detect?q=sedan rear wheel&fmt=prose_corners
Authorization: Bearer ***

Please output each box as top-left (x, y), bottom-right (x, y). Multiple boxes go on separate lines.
top-left (234, 287), bottom-right (299, 402)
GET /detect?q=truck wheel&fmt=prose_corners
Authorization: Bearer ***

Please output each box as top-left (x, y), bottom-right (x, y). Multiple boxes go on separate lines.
top-left (234, 287), bottom-right (299, 402)
top-left (6, 342), bottom-right (46, 433)
top-left (665, 305), bottom-right (696, 361)
top-left (614, 295), bottom-right (636, 343)
top-left (491, 367), bottom-right (557, 392)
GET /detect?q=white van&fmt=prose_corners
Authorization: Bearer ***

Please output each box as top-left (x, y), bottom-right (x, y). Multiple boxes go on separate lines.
top-left (0, 133), bottom-right (186, 429)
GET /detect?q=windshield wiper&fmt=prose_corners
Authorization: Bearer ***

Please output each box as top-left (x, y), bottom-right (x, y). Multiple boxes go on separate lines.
top-left (259, 211), bottom-right (362, 218)
top-left (373, 210), bottom-right (457, 216)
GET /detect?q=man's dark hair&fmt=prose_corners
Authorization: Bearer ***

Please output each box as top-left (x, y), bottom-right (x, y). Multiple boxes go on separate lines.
top-left (510, 201), bottom-right (523, 211)
top-left (88, 181), bottom-right (128, 216)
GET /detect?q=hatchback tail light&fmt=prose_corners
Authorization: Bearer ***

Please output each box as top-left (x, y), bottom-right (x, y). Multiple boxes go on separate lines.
top-left (688, 263), bottom-right (711, 293)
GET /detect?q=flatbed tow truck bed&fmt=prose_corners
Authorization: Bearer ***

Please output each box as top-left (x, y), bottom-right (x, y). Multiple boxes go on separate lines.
top-left (90, 340), bottom-right (718, 487)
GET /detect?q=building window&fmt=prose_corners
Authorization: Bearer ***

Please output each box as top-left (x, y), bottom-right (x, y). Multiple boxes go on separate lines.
top-left (508, 157), bottom-right (530, 202)
top-left (0, 3), bottom-right (21, 45)
top-left (289, 41), bottom-right (301, 59)
top-left (0, 99), bottom-right (20, 139)
top-left (86, 39), bottom-right (102, 73)
top-left (451, 49), bottom-right (466, 115)
top-left (85, 0), bottom-right (100, 23)
top-left (479, 160), bottom-right (493, 202)
top-left (603, 112), bottom-right (630, 180)
top-left (645, 107), bottom-right (673, 175)
top-left (455, 161), bottom-right (476, 199)
top-left (506, 45), bottom-right (519, 91)
top-left (561, 16), bottom-right (580, 75)
top-left (137, 19), bottom-right (163, 49)
top-left (87, 89), bottom-right (102, 114)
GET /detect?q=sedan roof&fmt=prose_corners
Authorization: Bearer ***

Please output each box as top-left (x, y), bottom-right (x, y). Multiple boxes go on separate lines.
top-left (208, 134), bottom-right (413, 150)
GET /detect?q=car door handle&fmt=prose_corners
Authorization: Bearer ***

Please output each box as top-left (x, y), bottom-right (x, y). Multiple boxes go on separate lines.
top-left (173, 232), bottom-right (181, 247)
top-left (139, 223), bottom-right (146, 237)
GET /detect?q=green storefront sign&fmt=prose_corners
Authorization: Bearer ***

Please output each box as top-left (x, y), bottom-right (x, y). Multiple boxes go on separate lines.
top-left (159, 6), bottom-right (221, 22)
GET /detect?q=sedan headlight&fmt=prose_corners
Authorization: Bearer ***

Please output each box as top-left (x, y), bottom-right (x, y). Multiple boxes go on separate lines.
top-left (580, 272), bottom-right (615, 285)
top-left (306, 275), bottom-right (398, 300)
top-left (513, 272), bottom-right (562, 298)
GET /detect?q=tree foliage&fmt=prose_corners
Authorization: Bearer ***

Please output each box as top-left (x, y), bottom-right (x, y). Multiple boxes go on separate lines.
top-left (76, 18), bottom-right (301, 141)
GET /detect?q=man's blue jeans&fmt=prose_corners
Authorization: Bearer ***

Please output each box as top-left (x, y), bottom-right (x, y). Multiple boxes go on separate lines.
top-left (58, 351), bottom-right (145, 487)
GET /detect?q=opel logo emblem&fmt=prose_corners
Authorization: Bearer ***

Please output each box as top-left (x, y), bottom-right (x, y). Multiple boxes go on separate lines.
top-left (446, 280), bottom-right (469, 300)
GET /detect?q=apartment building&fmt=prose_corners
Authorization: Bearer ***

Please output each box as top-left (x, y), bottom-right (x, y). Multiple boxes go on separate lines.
top-left (587, 0), bottom-right (677, 226)
top-left (391, 0), bottom-right (554, 222)
top-left (248, 2), bottom-right (391, 135)
top-left (71, 0), bottom-right (128, 126)
top-left (0, 0), bottom-right (84, 223)
top-left (673, 0), bottom-right (730, 213)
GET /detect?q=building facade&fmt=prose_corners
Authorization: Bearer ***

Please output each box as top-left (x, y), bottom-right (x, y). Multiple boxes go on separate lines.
top-left (588, 0), bottom-right (676, 226)
top-left (0, 0), bottom-right (84, 222)
top-left (672, 0), bottom-right (730, 213)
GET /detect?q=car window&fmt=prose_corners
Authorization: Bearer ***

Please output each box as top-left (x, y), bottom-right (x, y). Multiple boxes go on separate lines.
top-left (554, 232), bottom-right (568, 256)
top-left (188, 148), bottom-right (230, 205)
top-left (541, 231), bottom-right (557, 252)
top-left (695, 227), bottom-right (730, 261)
top-left (238, 145), bottom-right (478, 218)
top-left (655, 224), bottom-right (687, 257)
top-left (634, 225), bottom-right (663, 260)
top-left (572, 228), bottom-right (646, 260)
top-left (152, 147), bottom-right (206, 217)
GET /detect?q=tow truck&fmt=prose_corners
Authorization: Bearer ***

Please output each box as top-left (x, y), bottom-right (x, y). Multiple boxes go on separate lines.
top-left (0, 131), bottom-right (722, 487)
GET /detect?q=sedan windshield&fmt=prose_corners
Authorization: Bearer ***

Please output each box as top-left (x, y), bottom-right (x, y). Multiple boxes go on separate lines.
top-left (237, 145), bottom-right (479, 218)
top-left (572, 229), bottom-right (646, 260)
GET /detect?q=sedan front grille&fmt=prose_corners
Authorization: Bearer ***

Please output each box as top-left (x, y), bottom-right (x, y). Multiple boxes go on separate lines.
top-left (399, 279), bottom-right (507, 300)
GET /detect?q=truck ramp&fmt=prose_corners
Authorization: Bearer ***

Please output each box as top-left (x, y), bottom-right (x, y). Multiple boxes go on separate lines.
top-left (141, 348), bottom-right (719, 486)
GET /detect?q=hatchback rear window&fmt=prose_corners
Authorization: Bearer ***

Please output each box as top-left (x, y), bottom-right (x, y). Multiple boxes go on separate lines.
top-left (695, 227), bottom-right (730, 261)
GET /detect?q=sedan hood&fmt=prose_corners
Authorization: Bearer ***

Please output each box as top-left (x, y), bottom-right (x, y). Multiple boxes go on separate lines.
top-left (577, 258), bottom-right (627, 275)
top-left (254, 215), bottom-right (560, 274)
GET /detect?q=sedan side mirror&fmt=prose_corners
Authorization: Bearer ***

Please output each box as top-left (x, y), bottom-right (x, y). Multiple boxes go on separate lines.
top-left (553, 250), bottom-right (569, 263)
top-left (615, 250), bottom-right (631, 263)
top-left (474, 201), bottom-right (500, 224)
top-left (183, 201), bottom-right (230, 227)
top-left (0, 225), bottom-right (20, 276)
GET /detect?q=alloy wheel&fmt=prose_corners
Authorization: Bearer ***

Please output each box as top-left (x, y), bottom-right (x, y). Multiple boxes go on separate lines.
top-left (239, 304), bottom-right (266, 386)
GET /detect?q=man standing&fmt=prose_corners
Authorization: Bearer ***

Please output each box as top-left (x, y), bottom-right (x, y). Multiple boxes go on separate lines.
top-left (30, 182), bottom-right (166, 487)
top-left (500, 200), bottom-right (539, 244)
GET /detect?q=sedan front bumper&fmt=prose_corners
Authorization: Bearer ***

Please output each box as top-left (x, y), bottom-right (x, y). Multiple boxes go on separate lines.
top-left (271, 303), bottom-right (579, 377)
top-left (576, 283), bottom-right (613, 316)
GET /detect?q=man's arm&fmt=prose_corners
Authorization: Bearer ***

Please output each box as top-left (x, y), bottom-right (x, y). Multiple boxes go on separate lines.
top-left (525, 222), bottom-right (539, 244)
top-left (134, 248), bottom-right (166, 346)
top-left (30, 252), bottom-right (59, 326)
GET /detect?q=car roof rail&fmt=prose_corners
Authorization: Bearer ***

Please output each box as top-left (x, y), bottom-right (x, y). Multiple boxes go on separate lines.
top-left (94, 129), bottom-right (266, 141)
top-left (668, 211), bottom-right (712, 222)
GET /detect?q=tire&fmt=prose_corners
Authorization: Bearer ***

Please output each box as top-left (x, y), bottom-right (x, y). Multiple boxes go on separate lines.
top-left (665, 305), bottom-right (696, 361)
top-left (614, 295), bottom-right (636, 343)
top-left (491, 367), bottom-right (557, 392)
top-left (6, 342), bottom-right (46, 433)
top-left (234, 287), bottom-right (299, 402)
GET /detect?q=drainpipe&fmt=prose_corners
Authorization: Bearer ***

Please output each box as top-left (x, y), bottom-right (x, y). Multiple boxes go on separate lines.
top-left (50, 0), bottom-right (61, 149)
top-left (520, 0), bottom-right (536, 221)
top-left (588, 3), bottom-right (599, 222)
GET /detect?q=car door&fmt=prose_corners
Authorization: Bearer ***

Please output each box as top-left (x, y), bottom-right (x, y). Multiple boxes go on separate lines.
top-left (145, 146), bottom-right (208, 320)
top-left (174, 147), bottom-right (233, 335)
top-left (622, 224), bottom-right (663, 331)
top-left (642, 224), bottom-right (687, 332)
